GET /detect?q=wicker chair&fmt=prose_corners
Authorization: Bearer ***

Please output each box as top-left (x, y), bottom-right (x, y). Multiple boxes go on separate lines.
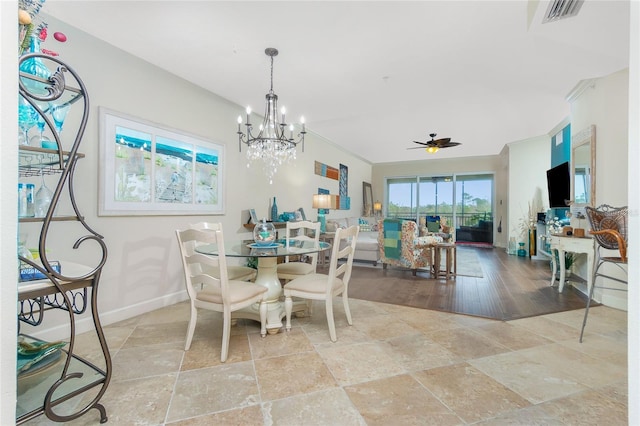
top-left (580, 205), bottom-right (628, 342)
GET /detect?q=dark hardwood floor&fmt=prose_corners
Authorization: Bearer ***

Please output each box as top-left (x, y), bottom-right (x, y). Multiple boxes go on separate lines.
top-left (342, 247), bottom-right (591, 321)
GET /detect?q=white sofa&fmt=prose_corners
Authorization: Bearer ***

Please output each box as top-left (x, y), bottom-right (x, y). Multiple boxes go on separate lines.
top-left (325, 216), bottom-right (380, 265)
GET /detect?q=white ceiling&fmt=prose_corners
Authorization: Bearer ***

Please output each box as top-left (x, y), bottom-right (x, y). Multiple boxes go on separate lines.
top-left (43, 0), bottom-right (629, 164)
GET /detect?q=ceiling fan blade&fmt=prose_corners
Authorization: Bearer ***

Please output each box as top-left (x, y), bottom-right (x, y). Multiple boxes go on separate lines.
top-left (440, 142), bottom-right (462, 148)
top-left (407, 146), bottom-right (428, 150)
top-left (433, 137), bottom-right (451, 144)
top-left (412, 140), bottom-right (429, 146)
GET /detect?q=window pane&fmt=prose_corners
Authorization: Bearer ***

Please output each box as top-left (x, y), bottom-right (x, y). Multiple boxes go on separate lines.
top-left (387, 178), bottom-right (417, 219)
top-left (418, 176), bottom-right (453, 226)
top-left (456, 175), bottom-right (493, 228)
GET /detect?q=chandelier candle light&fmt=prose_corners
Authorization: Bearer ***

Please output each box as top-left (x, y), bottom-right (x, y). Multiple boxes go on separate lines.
top-left (237, 48), bottom-right (306, 184)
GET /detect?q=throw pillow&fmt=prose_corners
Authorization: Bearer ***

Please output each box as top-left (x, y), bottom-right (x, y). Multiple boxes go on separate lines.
top-left (426, 221), bottom-right (440, 233)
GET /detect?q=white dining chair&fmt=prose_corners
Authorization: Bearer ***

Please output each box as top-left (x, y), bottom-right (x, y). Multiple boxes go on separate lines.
top-left (189, 222), bottom-right (257, 282)
top-left (176, 226), bottom-right (267, 362)
top-left (276, 220), bottom-right (321, 282)
top-left (283, 225), bottom-right (359, 342)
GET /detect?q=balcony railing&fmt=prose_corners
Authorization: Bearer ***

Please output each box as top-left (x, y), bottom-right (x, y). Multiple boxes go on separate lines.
top-left (387, 212), bottom-right (493, 229)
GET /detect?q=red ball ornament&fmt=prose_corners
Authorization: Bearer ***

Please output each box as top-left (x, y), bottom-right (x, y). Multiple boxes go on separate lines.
top-left (53, 32), bottom-right (67, 42)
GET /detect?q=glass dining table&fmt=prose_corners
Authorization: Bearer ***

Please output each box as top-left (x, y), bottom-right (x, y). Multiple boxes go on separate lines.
top-left (195, 239), bottom-right (331, 334)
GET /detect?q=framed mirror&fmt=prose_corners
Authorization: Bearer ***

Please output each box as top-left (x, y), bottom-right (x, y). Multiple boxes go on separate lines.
top-left (571, 125), bottom-right (596, 206)
top-left (362, 182), bottom-right (373, 216)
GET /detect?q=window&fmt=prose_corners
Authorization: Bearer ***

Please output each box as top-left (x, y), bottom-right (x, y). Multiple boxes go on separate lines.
top-left (387, 178), bottom-right (417, 219)
top-left (456, 174), bottom-right (493, 228)
top-left (386, 173), bottom-right (494, 243)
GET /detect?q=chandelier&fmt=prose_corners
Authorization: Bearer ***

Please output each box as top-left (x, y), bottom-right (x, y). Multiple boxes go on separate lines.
top-left (237, 48), bottom-right (306, 184)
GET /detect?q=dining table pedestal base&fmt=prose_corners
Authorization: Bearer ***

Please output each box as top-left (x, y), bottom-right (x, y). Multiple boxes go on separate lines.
top-left (233, 257), bottom-right (308, 335)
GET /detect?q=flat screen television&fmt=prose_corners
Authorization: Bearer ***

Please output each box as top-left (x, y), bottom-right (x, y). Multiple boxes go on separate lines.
top-left (546, 161), bottom-right (570, 208)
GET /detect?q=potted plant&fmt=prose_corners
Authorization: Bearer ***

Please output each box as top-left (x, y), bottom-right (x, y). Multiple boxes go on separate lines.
top-left (553, 251), bottom-right (575, 277)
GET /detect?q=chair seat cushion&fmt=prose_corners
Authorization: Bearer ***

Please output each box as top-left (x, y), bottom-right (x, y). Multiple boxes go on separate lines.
top-left (197, 280), bottom-right (267, 304)
top-left (277, 262), bottom-right (314, 276)
top-left (284, 273), bottom-right (344, 295)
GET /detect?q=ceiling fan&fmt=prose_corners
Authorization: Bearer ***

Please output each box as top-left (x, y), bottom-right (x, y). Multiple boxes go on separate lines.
top-left (409, 133), bottom-right (461, 153)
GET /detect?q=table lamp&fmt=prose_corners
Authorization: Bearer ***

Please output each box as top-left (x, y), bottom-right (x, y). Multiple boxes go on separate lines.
top-left (373, 201), bottom-right (382, 218)
top-left (312, 194), bottom-right (332, 232)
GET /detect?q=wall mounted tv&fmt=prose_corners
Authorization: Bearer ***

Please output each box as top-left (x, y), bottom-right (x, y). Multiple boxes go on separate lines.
top-left (546, 161), bottom-right (570, 208)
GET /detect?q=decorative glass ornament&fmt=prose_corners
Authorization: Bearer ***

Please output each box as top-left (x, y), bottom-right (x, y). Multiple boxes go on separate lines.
top-left (253, 220), bottom-right (276, 246)
top-left (19, 34), bottom-right (51, 95)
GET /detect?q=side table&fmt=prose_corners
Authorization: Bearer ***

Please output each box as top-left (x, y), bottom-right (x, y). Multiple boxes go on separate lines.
top-left (434, 242), bottom-right (457, 279)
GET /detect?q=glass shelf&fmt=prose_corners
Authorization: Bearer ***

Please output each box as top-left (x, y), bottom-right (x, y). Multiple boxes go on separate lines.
top-left (19, 216), bottom-right (83, 223)
top-left (18, 146), bottom-right (84, 177)
top-left (16, 335), bottom-right (107, 422)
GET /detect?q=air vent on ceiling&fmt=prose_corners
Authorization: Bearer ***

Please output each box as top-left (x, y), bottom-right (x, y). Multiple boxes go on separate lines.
top-left (542, 0), bottom-right (584, 23)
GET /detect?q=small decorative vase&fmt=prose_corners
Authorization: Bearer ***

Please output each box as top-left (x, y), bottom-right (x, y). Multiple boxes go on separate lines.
top-left (529, 228), bottom-right (536, 257)
top-left (270, 197), bottom-right (278, 222)
top-left (253, 220), bottom-right (276, 246)
top-left (517, 242), bottom-right (527, 257)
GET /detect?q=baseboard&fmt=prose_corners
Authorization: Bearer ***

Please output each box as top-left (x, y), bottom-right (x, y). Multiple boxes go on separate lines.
top-left (599, 293), bottom-right (628, 311)
top-left (27, 290), bottom-right (189, 341)
top-left (571, 281), bottom-right (628, 311)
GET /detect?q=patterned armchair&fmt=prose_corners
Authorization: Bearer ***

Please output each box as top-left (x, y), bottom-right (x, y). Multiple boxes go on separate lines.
top-left (378, 219), bottom-right (443, 276)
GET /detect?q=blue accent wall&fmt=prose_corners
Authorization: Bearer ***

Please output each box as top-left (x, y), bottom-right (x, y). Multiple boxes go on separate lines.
top-left (551, 123), bottom-right (571, 167)
top-left (549, 123), bottom-right (571, 218)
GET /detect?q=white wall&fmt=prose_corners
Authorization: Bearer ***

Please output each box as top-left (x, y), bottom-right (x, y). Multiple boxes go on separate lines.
top-left (571, 68), bottom-right (629, 208)
top-left (506, 135), bottom-right (551, 249)
top-left (627, 3), bottom-right (639, 421)
top-left (570, 68), bottom-right (629, 310)
top-left (16, 15), bottom-right (372, 339)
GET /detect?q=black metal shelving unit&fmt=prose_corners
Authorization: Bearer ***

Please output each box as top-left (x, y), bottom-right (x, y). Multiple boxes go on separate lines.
top-left (17, 53), bottom-right (110, 424)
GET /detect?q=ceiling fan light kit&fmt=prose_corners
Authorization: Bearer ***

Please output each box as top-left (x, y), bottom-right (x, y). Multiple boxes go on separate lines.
top-left (409, 132), bottom-right (461, 154)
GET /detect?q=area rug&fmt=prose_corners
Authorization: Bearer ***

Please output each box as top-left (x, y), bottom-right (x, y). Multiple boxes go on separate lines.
top-left (456, 241), bottom-right (494, 249)
top-left (453, 247), bottom-right (483, 277)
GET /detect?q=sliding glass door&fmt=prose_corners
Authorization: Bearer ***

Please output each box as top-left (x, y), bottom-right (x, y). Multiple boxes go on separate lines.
top-left (417, 176), bottom-right (454, 225)
top-left (455, 174), bottom-right (493, 243)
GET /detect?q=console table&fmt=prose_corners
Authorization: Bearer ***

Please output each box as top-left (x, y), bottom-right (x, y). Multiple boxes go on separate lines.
top-left (546, 235), bottom-right (595, 293)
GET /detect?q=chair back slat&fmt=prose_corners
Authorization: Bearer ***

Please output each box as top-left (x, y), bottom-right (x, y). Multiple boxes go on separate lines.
top-left (327, 225), bottom-right (359, 295)
top-left (283, 220), bottom-right (321, 266)
top-left (176, 226), bottom-right (231, 303)
top-left (585, 205), bottom-right (628, 251)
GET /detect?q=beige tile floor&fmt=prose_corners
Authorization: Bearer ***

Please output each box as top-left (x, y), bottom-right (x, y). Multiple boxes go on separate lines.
top-left (25, 299), bottom-right (627, 425)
